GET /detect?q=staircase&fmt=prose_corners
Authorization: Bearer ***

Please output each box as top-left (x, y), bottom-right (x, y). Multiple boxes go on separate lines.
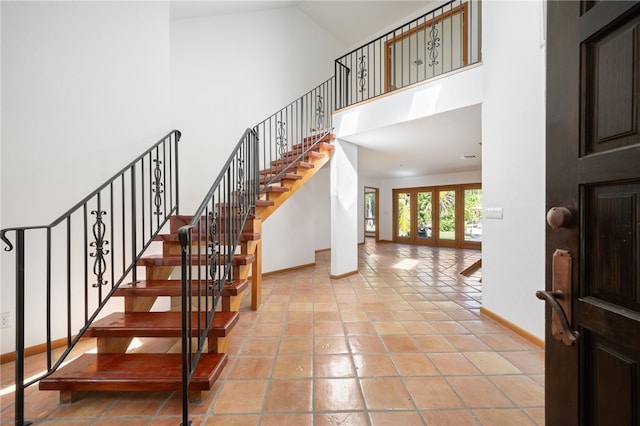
top-left (37, 132), bottom-right (335, 404)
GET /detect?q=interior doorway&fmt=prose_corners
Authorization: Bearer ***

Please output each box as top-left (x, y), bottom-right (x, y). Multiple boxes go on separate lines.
top-left (364, 187), bottom-right (379, 240)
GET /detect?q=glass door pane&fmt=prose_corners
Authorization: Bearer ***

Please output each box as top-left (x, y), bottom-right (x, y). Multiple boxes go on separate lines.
top-left (417, 191), bottom-right (433, 242)
top-left (396, 191), bottom-right (412, 238)
top-left (438, 189), bottom-right (456, 241)
top-left (365, 189), bottom-right (377, 236)
top-left (464, 188), bottom-right (482, 243)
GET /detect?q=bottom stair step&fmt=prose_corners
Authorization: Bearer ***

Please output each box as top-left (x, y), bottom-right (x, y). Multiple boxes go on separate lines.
top-left (39, 352), bottom-right (227, 392)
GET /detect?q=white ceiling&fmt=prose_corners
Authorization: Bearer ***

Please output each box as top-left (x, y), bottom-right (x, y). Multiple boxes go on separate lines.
top-left (170, 1), bottom-right (482, 180)
top-left (343, 104), bottom-right (481, 178)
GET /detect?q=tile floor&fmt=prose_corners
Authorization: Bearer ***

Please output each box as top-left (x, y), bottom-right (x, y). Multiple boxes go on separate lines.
top-left (1, 240), bottom-right (545, 425)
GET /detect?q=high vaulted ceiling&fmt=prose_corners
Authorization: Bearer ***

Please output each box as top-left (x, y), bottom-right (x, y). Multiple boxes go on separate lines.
top-left (170, 1), bottom-right (437, 47)
top-left (170, 1), bottom-right (482, 180)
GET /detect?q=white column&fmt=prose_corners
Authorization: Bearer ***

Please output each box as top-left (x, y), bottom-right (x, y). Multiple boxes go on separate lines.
top-left (330, 139), bottom-right (358, 278)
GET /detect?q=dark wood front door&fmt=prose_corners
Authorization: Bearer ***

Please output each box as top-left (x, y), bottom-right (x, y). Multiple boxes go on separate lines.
top-left (546, 1), bottom-right (640, 424)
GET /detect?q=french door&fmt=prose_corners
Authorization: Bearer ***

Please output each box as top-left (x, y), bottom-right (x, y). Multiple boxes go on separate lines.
top-left (393, 183), bottom-right (481, 248)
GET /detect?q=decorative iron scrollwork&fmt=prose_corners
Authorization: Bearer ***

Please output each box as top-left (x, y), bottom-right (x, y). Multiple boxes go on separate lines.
top-left (90, 210), bottom-right (109, 287)
top-left (276, 120), bottom-right (287, 157)
top-left (0, 230), bottom-right (13, 252)
top-left (427, 22), bottom-right (441, 67)
top-left (315, 95), bottom-right (325, 131)
top-left (152, 158), bottom-right (164, 216)
top-left (208, 211), bottom-right (220, 280)
top-left (357, 55), bottom-right (368, 93)
top-left (237, 157), bottom-right (246, 214)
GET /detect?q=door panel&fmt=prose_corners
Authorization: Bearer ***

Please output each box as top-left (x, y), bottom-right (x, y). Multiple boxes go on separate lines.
top-left (463, 186), bottom-right (482, 248)
top-left (582, 12), bottom-right (640, 154)
top-left (416, 190), bottom-right (434, 244)
top-left (395, 191), bottom-right (413, 242)
top-left (585, 182), bottom-right (640, 309)
top-left (586, 333), bottom-right (640, 425)
top-left (546, 1), bottom-right (640, 424)
top-left (437, 188), bottom-right (457, 246)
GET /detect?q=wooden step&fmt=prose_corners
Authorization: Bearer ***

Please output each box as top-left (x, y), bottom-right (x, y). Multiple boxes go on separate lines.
top-left (155, 232), bottom-right (260, 243)
top-left (264, 160), bottom-right (315, 171)
top-left (289, 141), bottom-right (335, 154)
top-left (259, 173), bottom-right (302, 185)
top-left (39, 352), bottom-right (227, 394)
top-left (293, 133), bottom-right (334, 148)
top-left (137, 253), bottom-right (255, 267)
top-left (278, 150), bottom-right (325, 162)
top-left (115, 279), bottom-right (249, 298)
top-left (263, 185), bottom-right (289, 194)
top-left (86, 311), bottom-right (238, 339)
top-left (256, 199), bottom-right (275, 207)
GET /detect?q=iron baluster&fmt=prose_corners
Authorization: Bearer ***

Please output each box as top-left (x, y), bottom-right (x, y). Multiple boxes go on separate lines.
top-left (427, 19), bottom-right (441, 67)
top-left (315, 94), bottom-right (325, 131)
top-left (90, 209), bottom-right (110, 287)
top-left (357, 55), bottom-right (368, 93)
top-left (276, 120), bottom-right (287, 157)
top-left (208, 211), bottom-right (219, 281)
top-left (153, 158), bottom-right (164, 216)
top-left (237, 157), bottom-right (246, 214)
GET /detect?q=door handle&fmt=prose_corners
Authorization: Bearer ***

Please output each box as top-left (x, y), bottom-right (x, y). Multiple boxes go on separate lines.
top-left (536, 290), bottom-right (580, 345)
top-left (537, 249), bottom-right (580, 346)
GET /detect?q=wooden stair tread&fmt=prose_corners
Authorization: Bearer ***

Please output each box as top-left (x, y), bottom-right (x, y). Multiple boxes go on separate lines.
top-left (268, 160), bottom-right (315, 169)
top-left (154, 232), bottom-right (260, 243)
top-left (138, 253), bottom-right (255, 267)
top-left (290, 141), bottom-right (334, 153)
top-left (263, 186), bottom-right (289, 194)
top-left (221, 278), bottom-right (249, 297)
top-left (39, 353), bottom-right (227, 392)
top-left (255, 199), bottom-right (275, 207)
top-left (86, 311), bottom-right (238, 338)
top-left (279, 150), bottom-right (325, 161)
top-left (115, 279), bottom-right (249, 298)
top-left (259, 173), bottom-right (302, 184)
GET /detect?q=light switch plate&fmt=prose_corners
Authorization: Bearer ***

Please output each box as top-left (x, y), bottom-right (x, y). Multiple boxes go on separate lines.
top-left (484, 207), bottom-right (503, 219)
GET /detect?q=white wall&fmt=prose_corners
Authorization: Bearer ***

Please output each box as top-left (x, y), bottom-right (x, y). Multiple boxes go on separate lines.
top-left (481, 0), bottom-right (546, 340)
top-left (2, 1), bottom-right (171, 227)
top-left (1, 1), bottom-right (172, 353)
top-left (333, 64), bottom-right (483, 139)
top-left (170, 7), bottom-right (344, 214)
top-left (311, 166), bottom-right (332, 251)
top-left (331, 140), bottom-right (359, 276)
top-left (170, 7), bottom-right (344, 274)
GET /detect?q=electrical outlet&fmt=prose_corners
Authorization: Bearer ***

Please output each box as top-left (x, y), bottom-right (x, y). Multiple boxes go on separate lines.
top-left (0, 312), bottom-right (10, 328)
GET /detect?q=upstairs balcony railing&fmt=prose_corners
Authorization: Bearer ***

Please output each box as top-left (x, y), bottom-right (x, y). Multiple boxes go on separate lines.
top-left (335, 0), bottom-right (481, 109)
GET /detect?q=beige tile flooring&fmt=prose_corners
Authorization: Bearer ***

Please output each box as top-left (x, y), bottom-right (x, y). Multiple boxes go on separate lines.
top-left (1, 240), bottom-right (545, 425)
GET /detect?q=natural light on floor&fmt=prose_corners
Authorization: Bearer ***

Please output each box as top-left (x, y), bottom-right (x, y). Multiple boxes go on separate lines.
top-left (393, 258), bottom-right (420, 270)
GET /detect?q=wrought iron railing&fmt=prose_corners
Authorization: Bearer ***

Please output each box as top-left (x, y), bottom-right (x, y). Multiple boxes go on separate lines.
top-left (177, 77), bottom-right (335, 423)
top-left (254, 77), bottom-right (334, 189)
top-left (0, 130), bottom-right (181, 426)
top-left (335, 0), bottom-right (481, 109)
top-left (177, 128), bottom-right (258, 425)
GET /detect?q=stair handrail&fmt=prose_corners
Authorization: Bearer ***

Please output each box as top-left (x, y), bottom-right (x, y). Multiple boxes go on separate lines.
top-left (253, 77), bottom-right (335, 191)
top-left (177, 127), bottom-right (259, 425)
top-left (0, 129), bottom-right (181, 426)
